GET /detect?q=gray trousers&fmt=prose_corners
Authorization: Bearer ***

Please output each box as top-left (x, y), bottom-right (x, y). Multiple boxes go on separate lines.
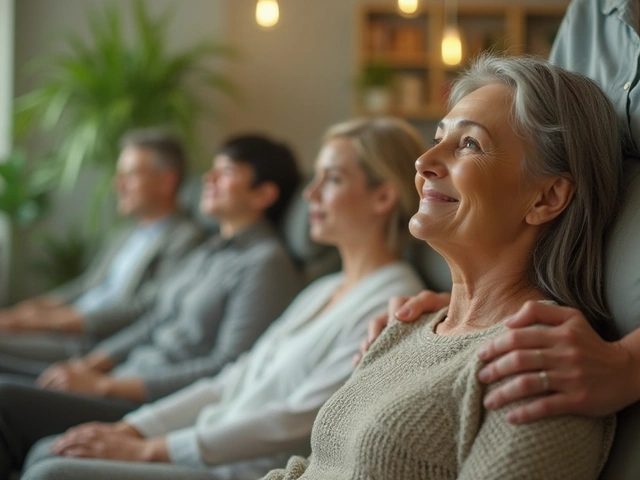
top-left (0, 378), bottom-right (138, 480)
top-left (0, 333), bottom-right (92, 376)
top-left (23, 450), bottom-right (217, 480)
top-left (23, 435), bottom-right (290, 480)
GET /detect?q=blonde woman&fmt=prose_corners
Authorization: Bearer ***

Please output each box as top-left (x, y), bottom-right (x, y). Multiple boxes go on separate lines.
top-left (19, 117), bottom-right (425, 480)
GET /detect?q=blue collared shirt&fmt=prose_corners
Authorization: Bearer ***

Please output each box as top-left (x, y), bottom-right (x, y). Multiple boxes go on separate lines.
top-left (73, 217), bottom-right (172, 314)
top-left (550, 0), bottom-right (640, 155)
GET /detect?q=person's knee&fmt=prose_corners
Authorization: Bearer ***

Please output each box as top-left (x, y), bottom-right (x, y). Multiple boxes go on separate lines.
top-left (21, 458), bottom-right (72, 480)
top-left (23, 436), bottom-right (58, 471)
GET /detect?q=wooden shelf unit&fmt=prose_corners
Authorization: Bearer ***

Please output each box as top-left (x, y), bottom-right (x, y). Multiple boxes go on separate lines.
top-left (355, 2), bottom-right (568, 120)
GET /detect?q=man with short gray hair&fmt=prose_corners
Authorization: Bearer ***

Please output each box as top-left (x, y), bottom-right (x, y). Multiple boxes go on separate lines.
top-left (0, 129), bottom-right (203, 374)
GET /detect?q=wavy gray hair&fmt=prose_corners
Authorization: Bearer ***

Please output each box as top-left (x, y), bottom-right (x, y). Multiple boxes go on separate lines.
top-left (450, 55), bottom-right (623, 338)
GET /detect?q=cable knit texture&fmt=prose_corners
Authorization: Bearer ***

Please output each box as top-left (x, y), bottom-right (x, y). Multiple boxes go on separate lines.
top-left (263, 308), bottom-right (615, 480)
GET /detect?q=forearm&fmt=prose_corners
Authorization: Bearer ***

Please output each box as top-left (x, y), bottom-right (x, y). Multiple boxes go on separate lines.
top-left (0, 304), bottom-right (84, 333)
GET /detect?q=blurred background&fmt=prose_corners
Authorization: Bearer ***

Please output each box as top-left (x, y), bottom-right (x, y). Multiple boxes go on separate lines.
top-left (0, 0), bottom-right (568, 301)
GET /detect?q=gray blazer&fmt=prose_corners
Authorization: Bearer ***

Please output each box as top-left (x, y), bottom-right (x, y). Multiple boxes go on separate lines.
top-left (51, 212), bottom-right (204, 339)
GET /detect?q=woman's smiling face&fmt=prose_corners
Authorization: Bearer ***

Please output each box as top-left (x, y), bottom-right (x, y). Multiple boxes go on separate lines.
top-left (410, 83), bottom-right (541, 250)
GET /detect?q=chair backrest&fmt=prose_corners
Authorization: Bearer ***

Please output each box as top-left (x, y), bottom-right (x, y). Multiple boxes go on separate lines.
top-left (599, 160), bottom-right (640, 480)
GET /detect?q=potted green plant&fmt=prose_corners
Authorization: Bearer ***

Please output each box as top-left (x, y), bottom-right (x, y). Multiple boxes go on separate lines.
top-left (0, 150), bottom-right (57, 303)
top-left (30, 227), bottom-right (93, 289)
top-left (358, 61), bottom-right (394, 113)
top-left (13, 0), bottom-right (238, 191)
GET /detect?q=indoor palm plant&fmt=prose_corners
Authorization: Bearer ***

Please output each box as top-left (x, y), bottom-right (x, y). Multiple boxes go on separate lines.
top-left (14, 0), bottom-right (238, 190)
top-left (0, 150), bottom-right (58, 303)
top-left (9, 0), bottom-right (237, 300)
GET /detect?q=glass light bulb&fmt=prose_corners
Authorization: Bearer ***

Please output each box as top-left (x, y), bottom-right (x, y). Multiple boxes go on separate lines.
top-left (398, 0), bottom-right (419, 17)
top-left (256, 0), bottom-right (279, 28)
top-left (441, 26), bottom-right (462, 66)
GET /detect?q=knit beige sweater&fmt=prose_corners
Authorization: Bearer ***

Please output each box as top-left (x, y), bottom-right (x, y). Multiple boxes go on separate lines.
top-left (263, 308), bottom-right (615, 480)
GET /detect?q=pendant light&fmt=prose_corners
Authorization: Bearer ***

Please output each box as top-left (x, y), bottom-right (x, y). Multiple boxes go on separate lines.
top-left (256, 0), bottom-right (279, 28)
top-left (441, 0), bottom-right (462, 66)
top-left (398, 0), bottom-right (419, 17)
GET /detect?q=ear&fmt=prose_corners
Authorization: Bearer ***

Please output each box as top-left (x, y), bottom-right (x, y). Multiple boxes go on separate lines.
top-left (525, 175), bottom-right (574, 226)
top-left (371, 182), bottom-right (399, 216)
top-left (251, 181), bottom-right (280, 212)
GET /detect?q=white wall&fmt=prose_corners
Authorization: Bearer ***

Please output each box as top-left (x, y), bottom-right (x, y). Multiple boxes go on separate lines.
top-left (14, 0), bottom-right (227, 154)
top-left (0, 0), bottom-right (13, 305)
top-left (219, 0), bottom-right (567, 170)
top-left (14, 0), bottom-right (570, 171)
top-left (0, 0), bottom-right (13, 157)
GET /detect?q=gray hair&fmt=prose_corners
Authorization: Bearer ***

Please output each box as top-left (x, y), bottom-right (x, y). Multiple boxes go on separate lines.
top-left (450, 55), bottom-right (623, 338)
top-left (324, 117), bottom-right (426, 252)
top-left (119, 128), bottom-right (187, 190)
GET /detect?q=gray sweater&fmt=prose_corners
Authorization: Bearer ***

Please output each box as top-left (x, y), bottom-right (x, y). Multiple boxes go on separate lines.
top-left (95, 220), bottom-right (302, 400)
top-left (265, 308), bottom-right (615, 480)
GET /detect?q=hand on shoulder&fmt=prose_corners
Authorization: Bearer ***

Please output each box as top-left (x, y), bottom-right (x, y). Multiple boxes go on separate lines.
top-left (477, 301), bottom-right (640, 423)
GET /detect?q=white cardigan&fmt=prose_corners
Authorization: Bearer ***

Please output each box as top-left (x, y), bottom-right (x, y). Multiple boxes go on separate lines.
top-left (125, 261), bottom-right (424, 473)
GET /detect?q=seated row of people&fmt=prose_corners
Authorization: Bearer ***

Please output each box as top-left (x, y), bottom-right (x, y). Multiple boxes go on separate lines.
top-left (0, 116), bottom-right (426, 478)
top-left (0, 53), bottom-right (637, 479)
top-left (0, 131), bottom-right (204, 369)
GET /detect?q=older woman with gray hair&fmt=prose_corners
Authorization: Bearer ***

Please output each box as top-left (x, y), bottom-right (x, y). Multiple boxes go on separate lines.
top-left (264, 54), bottom-right (623, 480)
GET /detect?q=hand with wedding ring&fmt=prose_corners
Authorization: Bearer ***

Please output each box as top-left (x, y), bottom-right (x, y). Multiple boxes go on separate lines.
top-left (477, 301), bottom-right (640, 424)
top-left (539, 369), bottom-right (549, 392)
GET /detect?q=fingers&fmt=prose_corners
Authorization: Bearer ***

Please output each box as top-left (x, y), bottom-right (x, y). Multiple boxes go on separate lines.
top-left (355, 291), bottom-right (452, 366)
top-left (36, 367), bottom-right (61, 389)
top-left (53, 425), bottom-right (111, 455)
top-left (54, 446), bottom-right (95, 458)
top-left (353, 312), bottom-right (387, 366)
top-left (395, 290), bottom-right (451, 322)
top-left (37, 366), bottom-right (71, 390)
top-left (478, 348), bottom-right (546, 384)
top-left (483, 369), bottom-right (555, 411)
top-left (386, 296), bottom-right (410, 320)
top-left (504, 395), bottom-right (576, 424)
top-left (64, 422), bottom-right (113, 438)
top-left (53, 431), bottom-right (90, 454)
top-left (477, 327), bottom-right (553, 363)
top-left (503, 301), bottom-right (582, 329)
top-left (367, 311), bottom-right (390, 344)
top-left (115, 421), bottom-right (143, 438)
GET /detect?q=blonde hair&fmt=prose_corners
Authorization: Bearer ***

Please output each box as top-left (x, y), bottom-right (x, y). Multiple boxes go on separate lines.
top-left (324, 117), bottom-right (426, 251)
